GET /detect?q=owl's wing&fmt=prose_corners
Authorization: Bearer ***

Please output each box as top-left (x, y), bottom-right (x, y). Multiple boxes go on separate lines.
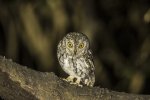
top-left (83, 50), bottom-right (95, 86)
top-left (57, 40), bottom-right (62, 58)
top-left (57, 40), bottom-right (65, 66)
top-left (86, 50), bottom-right (95, 71)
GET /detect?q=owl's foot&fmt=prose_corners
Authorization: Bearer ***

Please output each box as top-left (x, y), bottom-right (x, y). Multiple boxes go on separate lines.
top-left (70, 77), bottom-right (83, 87)
top-left (62, 76), bottom-right (83, 87)
top-left (63, 76), bottom-right (74, 82)
top-left (84, 79), bottom-right (94, 87)
top-left (70, 82), bottom-right (83, 87)
top-left (84, 79), bottom-right (90, 86)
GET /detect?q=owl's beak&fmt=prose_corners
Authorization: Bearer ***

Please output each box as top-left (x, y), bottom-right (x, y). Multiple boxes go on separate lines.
top-left (74, 49), bottom-right (77, 55)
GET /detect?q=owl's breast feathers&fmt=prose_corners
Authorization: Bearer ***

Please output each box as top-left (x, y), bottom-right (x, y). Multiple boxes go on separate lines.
top-left (59, 50), bottom-right (94, 77)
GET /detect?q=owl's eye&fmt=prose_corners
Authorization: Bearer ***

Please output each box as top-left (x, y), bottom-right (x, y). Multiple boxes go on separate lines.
top-left (67, 42), bottom-right (73, 48)
top-left (79, 43), bottom-right (84, 49)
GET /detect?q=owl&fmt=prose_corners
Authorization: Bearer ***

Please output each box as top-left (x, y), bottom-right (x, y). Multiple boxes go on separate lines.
top-left (57, 32), bottom-right (95, 87)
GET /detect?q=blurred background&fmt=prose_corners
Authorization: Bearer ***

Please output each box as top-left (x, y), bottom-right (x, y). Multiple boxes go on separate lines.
top-left (0, 0), bottom-right (150, 94)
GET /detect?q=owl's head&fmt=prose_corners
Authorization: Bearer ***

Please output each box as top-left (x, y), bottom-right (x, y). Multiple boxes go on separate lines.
top-left (63, 32), bottom-right (90, 57)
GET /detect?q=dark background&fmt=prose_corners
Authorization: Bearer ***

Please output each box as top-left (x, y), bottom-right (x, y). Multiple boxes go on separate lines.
top-left (0, 0), bottom-right (150, 94)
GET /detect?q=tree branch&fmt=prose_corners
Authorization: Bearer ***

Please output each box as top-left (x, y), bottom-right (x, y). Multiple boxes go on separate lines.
top-left (0, 56), bottom-right (149, 100)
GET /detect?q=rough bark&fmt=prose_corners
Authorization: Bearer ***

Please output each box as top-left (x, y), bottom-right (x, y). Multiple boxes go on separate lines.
top-left (0, 56), bottom-right (149, 100)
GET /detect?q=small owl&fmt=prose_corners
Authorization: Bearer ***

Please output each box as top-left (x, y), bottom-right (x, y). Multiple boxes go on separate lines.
top-left (57, 32), bottom-right (95, 87)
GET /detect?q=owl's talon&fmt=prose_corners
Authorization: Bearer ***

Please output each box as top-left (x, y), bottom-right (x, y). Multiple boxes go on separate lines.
top-left (71, 77), bottom-right (83, 87)
top-left (62, 78), bottom-right (68, 82)
top-left (70, 82), bottom-right (83, 87)
top-left (62, 76), bottom-right (74, 82)
top-left (66, 76), bottom-right (74, 82)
